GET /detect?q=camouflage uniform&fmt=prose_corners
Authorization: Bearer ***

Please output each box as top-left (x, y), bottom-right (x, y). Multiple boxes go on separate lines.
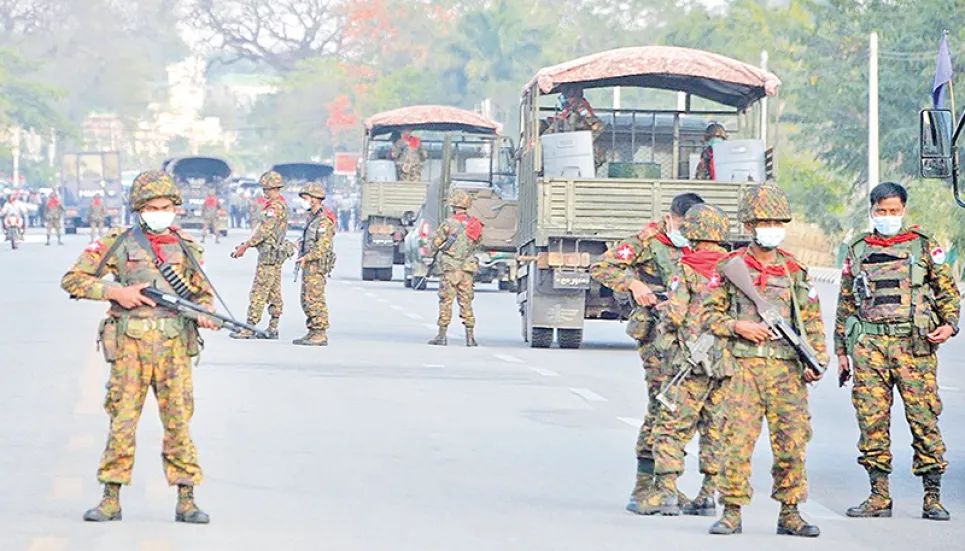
top-left (704, 184), bottom-right (826, 537)
top-left (428, 190), bottom-right (483, 347)
top-left (201, 194), bottom-right (219, 244)
top-left (89, 197), bottom-right (108, 242)
top-left (639, 205), bottom-right (732, 517)
top-left (836, 226), bottom-right (960, 520)
top-left (61, 170), bottom-right (210, 524)
top-left (293, 184), bottom-right (337, 346)
top-left (233, 172), bottom-right (291, 339)
top-left (695, 123), bottom-right (728, 180)
top-left (589, 220), bottom-right (688, 512)
top-left (553, 88), bottom-right (606, 169)
top-left (392, 135), bottom-right (428, 182)
top-left (45, 196), bottom-right (65, 245)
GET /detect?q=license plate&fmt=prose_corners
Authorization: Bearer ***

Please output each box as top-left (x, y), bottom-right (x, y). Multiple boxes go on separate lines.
top-left (553, 270), bottom-right (591, 289)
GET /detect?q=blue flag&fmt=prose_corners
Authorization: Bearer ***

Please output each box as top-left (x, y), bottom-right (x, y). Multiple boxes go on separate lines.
top-left (933, 33), bottom-right (954, 109)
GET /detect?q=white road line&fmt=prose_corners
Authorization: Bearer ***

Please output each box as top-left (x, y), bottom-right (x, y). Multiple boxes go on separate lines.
top-left (405, 312), bottom-right (423, 320)
top-left (940, 385), bottom-right (960, 391)
top-left (67, 435), bottom-right (95, 452)
top-left (423, 363), bottom-right (445, 368)
top-left (617, 417), bottom-right (643, 428)
top-left (390, 305), bottom-right (404, 311)
top-left (494, 353), bottom-right (523, 363)
top-left (569, 388), bottom-right (608, 402)
top-left (139, 541), bottom-right (175, 551)
top-left (800, 500), bottom-right (846, 520)
top-left (47, 476), bottom-right (82, 500)
top-left (26, 537), bottom-right (67, 551)
top-left (364, 292), bottom-right (376, 298)
top-left (530, 367), bottom-right (560, 377)
top-left (376, 298), bottom-right (388, 303)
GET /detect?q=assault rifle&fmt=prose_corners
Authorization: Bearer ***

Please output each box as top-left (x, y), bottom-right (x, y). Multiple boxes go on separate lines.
top-left (656, 333), bottom-right (715, 412)
top-left (719, 256), bottom-right (826, 377)
top-left (415, 221), bottom-right (467, 289)
top-left (141, 286), bottom-right (270, 338)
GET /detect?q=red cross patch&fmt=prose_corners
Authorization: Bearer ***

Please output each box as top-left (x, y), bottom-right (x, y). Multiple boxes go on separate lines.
top-left (842, 257), bottom-right (851, 276)
top-left (707, 273), bottom-right (722, 290)
top-left (616, 244), bottom-right (635, 261)
top-left (85, 241), bottom-right (104, 253)
top-left (931, 246), bottom-right (946, 265)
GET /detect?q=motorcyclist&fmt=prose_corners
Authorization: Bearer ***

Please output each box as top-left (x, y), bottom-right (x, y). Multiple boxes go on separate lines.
top-left (1, 194), bottom-right (29, 239)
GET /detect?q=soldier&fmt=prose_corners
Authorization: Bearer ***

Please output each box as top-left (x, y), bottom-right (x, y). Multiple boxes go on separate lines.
top-left (589, 192), bottom-right (704, 514)
top-left (836, 182), bottom-right (960, 521)
top-left (427, 189), bottom-right (483, 347)
top-left (557, 84), bottom-right (606, 169)
top-left (45, 191), bottom-right (65, 246)
top-left (230, 171), bottom-right (292, 339)
top-left (695, 123), bottom-right (728, 180)
top-left (636, 204), bottom-right (733, 517)
top-left (293, 184), bottom-right (337, 346)
top-left (392, 129), bottom-right (428, 182)
top-left (61, 170), bottom-right (216, 524)
top-left (201, 190), bottom-right (219, 244)
top-left (89, 193), bottom-right (108, 242)
top-left (703, 183), bottom-right (827, 537)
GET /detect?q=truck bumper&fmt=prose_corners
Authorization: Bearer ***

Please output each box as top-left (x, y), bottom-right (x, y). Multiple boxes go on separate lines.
top-left (362, 244), bottom-right (394, 269)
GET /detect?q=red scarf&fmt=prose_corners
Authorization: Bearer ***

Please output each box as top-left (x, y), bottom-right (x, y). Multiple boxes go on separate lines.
top-left (256, 196), bottom-right (267, 207)
top-left (47, 197), bottom-right (60, 209)
top-left (648, 222), bottom-right (693, 254)
top-left (732, 248), bottom-right (802, 291)
top-left (324, 207), bottom-right (337, 227)
top-left (681, 249), bottom-right (728, 279)
top-left (92, 197), bottom-right (102, 207)
top-left (864, 227), bottom-right (920, 247)
top-left (453, 212), bottom-right (483, 242)
top-left (146, 230), bottom-right (179, 263)
top-left (204, 195), bottom-right (218, 208)
top-left (405, 135), bottom-right (421, 149)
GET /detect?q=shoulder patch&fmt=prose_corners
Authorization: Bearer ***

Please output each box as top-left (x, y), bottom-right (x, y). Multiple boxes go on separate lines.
top-left (264, 208), bottom-right (275, 218)
top-left (931, 245), bottom-right (946, 265)
top-left (85, 241), bottom-right (104, 253)
top-left (616, 243), bottom-right (636, 261)
top-left (707, 272), bottom-right (722, 290)
top-left (842, 257), bottom-right (851, 275)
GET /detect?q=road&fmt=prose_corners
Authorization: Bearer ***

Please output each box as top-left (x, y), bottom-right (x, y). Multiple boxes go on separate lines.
top-left (1, 228), bottom-right (963, 550)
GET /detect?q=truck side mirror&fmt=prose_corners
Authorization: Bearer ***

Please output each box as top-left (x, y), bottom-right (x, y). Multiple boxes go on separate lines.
top-left (920, 109), bottom-right (954, 179)
top-left (401, 210), bottom-right (416, 226)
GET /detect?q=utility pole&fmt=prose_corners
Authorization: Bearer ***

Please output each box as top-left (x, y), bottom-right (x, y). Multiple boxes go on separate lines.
top-left (868, 31), bottom-right (880, 210)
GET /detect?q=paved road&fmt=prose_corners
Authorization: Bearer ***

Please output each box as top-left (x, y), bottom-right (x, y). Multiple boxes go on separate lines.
top-left (1, 228), bottom-right (963, 550)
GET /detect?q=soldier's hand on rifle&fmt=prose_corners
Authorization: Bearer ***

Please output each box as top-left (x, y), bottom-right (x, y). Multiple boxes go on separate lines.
top-left (106, 282), bottom-right (156, 309)
top-left (927, 324), bottom-right (955, 344)
top-left (837, 354), bottom-right (851, 387)
top-left (733, 320), bottom-right (772, 344)
top-left (197, 304), bottom-right (219, 331)
top-left (296, 256), bottom-right (307, 266)
top-left (230, 243), bottom-right (248, 258)
top-left (804, 366), bottom-right (824, 383)
top-left (629, 280), bottom-right (657, 306)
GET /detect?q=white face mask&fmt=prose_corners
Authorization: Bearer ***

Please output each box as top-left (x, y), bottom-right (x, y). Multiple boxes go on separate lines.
top-left (140, 211), bottom-right (176, 233)
top-left (754, 226), bottom-right (785, 250)
top-left (666, 216), bottom-right (691, 249)
top-left (872, 215), bottom-right (903, 237)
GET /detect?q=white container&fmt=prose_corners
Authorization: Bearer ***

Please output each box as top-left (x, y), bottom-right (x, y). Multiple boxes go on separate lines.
top-left (541, 131), bottom-right (595, 178)
top-left (712, 139), bottom-right (766, 182)
top-left (366, 160), bottom-right (398, 182)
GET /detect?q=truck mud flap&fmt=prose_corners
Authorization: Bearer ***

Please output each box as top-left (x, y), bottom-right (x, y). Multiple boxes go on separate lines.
top-left (527, 267), bottom-right (586, 329)
top-left (362, 244), bottom-right (394, 269)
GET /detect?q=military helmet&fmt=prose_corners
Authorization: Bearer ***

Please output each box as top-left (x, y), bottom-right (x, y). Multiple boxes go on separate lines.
top-left (259, 170), bottom-right (284, 189)
top-left (682, 204), bottom-right (729, 242)
top-left (448, 189), bottom-right (472, 209)
top-left (299, 183), bottom-right (326, 200)
top-left (129, 170), bottom-right (182, 211)
top-left (738, 183), bottom-right (792, 223)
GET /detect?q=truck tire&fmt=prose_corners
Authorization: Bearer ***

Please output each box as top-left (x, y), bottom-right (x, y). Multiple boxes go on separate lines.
top-left (557, 328), bottom-right (583, 349)
top-left (362, 268), bottom-right (375, 281)
top-left (377, 268), bottom-right (393, 281)
top-left (530, 327), bottom-right (553, 349)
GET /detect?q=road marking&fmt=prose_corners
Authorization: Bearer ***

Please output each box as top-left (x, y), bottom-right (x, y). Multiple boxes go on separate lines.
top-left (405, 312), bottom-right (423, 320)
top-left (376, 298), bottom-right (388, 303)
top-left (940, 385), bottom-right (960, 391)
top-left (617, 417), bottom-right (643, 428)
top-left (800, 500), bottom-right (846, 520)
top-left (530, 367), bottom-right (559, 377)
top-left (139, 541), bottom-right (175, 551)
top-left (569, 388), bottom-right (608, 402)
top-left (423, 363), bottom-right (445, 368)
top-left (75, 347), bottom-right (104, 415)
top-left (390, 305), bottom-right (404, 311)
top-left (48, 476), bottom-right (82, 500)
top-left (146, 479), bottom-right (169, 502)
top-left (26, 537), bottom-right (67, 551)
top-left (365, 292), bottom-right (377, 298)
top-left (68, 435), bottom-right (95, 452)
top-left (494, 354), bottom-right (523, 363)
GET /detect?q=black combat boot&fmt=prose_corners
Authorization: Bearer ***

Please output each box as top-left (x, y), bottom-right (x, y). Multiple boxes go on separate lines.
top-left (428, 327), bottom-right (448, 346)
top-left (83, 483), bottom-right (122, 522)
top-left (465, 327), bottom-right (477, 347)
top-left (777, 503), bottom-right (820, 537)
top-left (922, 472), bottom-right (951, 521)
top-left (263, 316), bottom-right (280, 340)
top-left (683, 473), bottom-right (717, 516)
top-left (625, 457), bottom-right (654, 514)
top-left (175, 485), bottom-right (210, 524)
top-left (846, 468), bottom-right (892, 517)
top-left (709, 504), bottom-right (742, 535)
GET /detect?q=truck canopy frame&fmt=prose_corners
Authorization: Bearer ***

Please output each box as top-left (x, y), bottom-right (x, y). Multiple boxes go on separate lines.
top-left (364, 105), bottom-right (501, 137)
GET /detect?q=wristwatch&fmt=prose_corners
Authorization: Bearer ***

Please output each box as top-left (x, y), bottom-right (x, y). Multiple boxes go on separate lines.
top-left (951, 323), bottom-right (960, 336)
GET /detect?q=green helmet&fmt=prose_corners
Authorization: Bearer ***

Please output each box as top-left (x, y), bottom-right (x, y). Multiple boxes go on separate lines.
top-left (448, 189), bottom-right (472, 209)
top-left (130, 170), bottom-right (182, 211)
top-left (682, 204), bottom-right (729, 242)
top-left (299, 183), bottom-right (326, 200)
top-left (738, 183), bottom-right (792, 223)
top-left (259, 170), bottom-right (284, 189)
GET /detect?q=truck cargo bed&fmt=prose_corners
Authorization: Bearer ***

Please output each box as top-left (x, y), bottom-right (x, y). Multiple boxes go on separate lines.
top-left (361, 181), bottom-right (429, 220)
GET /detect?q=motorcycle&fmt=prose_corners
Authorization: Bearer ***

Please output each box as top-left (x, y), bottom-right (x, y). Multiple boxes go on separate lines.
top-left (4, 214), bottom-right (24, 249)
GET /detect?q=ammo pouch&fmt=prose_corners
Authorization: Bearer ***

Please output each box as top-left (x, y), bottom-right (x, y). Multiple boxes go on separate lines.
top-left (626, 305), bottom-right (656, 343)
top-left (283, 240), bottom-right (297, 261)
top-left (97, 318), bottom-right (119, 363)
top-left (913, 312), bottom-right (940, 357)
top-left (319, 250), bottom-right (337, 276)
top-left (462, 256), bottom-right (480, 275)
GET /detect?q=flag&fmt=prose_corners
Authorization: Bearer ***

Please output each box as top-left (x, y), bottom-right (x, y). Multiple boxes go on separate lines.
top-left (933, 32), bottom-right (954, 109)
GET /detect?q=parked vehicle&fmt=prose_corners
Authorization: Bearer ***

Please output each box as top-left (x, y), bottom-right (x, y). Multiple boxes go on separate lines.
top-left (271, 163), bottom-right (334, 231)
top-left (4, 214), bottom-right (23, 249)
top-left (60, 151), bottom-right (124, 233)
top-left (162, 157), bottom-right (231, 230)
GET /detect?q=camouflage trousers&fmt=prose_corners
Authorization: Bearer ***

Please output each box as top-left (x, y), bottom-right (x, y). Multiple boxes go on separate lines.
top-left (45, 218), bottom-right (61, 237)
top-left (99, 326), bottom-right (202, 486)
top-left (719, 358), bottom-right (812, 505)
top-left (89, 219), bottom-right (105, 241)
top-left (851, 334), bottom-right (946, 475)
top-left (437, 270), bottom-right (474, 329)
top-left (634, 343), bottom-right (675, 459)
top-left (652, 373), bottom-right (731, 476)
top-left (300, 263), bottom-right (329, 331)
top-left (247, 261), bottom-right (283, 324)
top-left (201, 215), bottom-right (219, 243)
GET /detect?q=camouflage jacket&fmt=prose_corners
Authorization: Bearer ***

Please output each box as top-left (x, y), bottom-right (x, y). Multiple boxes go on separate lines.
top-left (45, 201), bottom-right (64, 221)
top-left (589, 221), bottom-right (686, 294)
top-left (834, 228), bottom-right (961, 356)
top-left (430, 214), bottom-right (480, 273)
top-left (299, 207), bottom-right (336, 264)
top-left (89, 202), bottom-right (107, 221)
top-left (248, 196), bottom-right (290, 263)
top-left (392, 139), bottom-right (428, 181)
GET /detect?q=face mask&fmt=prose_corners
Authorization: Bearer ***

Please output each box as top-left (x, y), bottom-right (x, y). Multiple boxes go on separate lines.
top-left (872, 215), bottom-right (903, 237)
top-left (140, 211), bottom-right (176, 233)
top-left (708, 137), bottom-right (724, 146)
top-left (754, 226), bottom-right (785, 250)
top-left (666, 217), bottom-right (691, 249)
top-left (297, 198), bottom-right (311, 209)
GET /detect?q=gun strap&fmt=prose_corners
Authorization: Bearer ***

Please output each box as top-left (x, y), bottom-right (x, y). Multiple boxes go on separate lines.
top-left (93, 228), bottom-right (133, 278)
top-left (172, 231), bottom-right (239, 322)
top-left (780, 253), bottom-right (808, 339)
top-left (439, 219), bottom-right (467, 255)
top-left (130, 226), bottom-right (196, 300)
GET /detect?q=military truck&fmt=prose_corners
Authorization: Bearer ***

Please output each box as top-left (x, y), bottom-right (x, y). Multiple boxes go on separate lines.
top-left (162, 157), bottom-right (231, 230)
top-left (271, 162), bottom-right (334, 231)
top-left (358, 105), bottom-right (501, 281)
top-left (60, 151), bottom-right (124, 233)
top-left (515, 46), bottom-right (781, 348)
top-left (919, 109), bottom-right (965, 208)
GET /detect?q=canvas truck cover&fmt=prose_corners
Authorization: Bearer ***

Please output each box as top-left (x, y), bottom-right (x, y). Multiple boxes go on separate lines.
top-left (364, 105), bottom-right (501, 136)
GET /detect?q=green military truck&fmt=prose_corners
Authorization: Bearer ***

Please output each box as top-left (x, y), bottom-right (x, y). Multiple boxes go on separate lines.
top-left (515, 46), bottom-right (782, 348)
top-left (358, 105), bottom-right (501, 281)
top-left (60, 151), bottom-right (124, 233)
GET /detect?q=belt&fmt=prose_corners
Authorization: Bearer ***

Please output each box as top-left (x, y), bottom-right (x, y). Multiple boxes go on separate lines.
top-left (125, 317), bottom-right (182, 333)
top-left (860, 321), bottom-right (913, 337)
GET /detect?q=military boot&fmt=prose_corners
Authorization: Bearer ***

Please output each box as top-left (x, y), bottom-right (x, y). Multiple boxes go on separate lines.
top-left (846, 468), bottom-right (892, 518)
top-left (428, 327), bottom-right (448, 346)
top-left (292, 331), bottom-right (328, 346)
top-left (636, 473), bottom-right (682, 516)
top-left (230, 328), bottom-right (256, 339)
top-left (777, 503), bottom-right (820, 537)
top-left (625, 457), bottom-right (654, 514)
top-left (45, 235), bottom-right (50, 246)
top-left (683, 474), bottom-right (717, 516)
top-left (465, 327), bottom-right (478, 347)
top-left (175, 485), bottom-right (210, 524)
top-left (709, 504), bottom-right (742, 535)
top-left (263, 316), bottom-right (280, 340)
top-left (922, 472), bottom-right (951, 521)
top-left (83, 483), bottom-right (122, 522)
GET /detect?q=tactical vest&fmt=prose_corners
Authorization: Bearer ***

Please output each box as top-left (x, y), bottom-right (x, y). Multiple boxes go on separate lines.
top-left (626, 240), bottom-right (685, 342)
top-left (301, 209), bottom-right (337, 274)
top-left (109, 235), bottom-right (201, 319)
top-left (729, 258), bottom-right (807, 360)
top-left (257, 199), bottom-right (292, 264)
top-left (848, 234), bottom-right (930, 324)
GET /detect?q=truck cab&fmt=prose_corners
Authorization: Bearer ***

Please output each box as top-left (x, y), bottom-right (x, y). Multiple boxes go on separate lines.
top-left (271, 162), bottom-right (335, 231)
top-left (163, 157), bottom-right (231, 230)
top-left (60, 151), bottom-right (124, 233)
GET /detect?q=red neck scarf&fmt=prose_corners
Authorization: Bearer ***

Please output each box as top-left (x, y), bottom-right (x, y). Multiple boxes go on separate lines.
top-left (92, 198), bottom-right (101, 207)
top-left (145, 230), bottom-right (179, 263)
top-left (864, 227), bottom-right (920, 247)
top-left (681, 249), bottom-right (728, 279)
top-left (205, 196), bottom-right (218, 208)
top-left (734, 248), bottom-right (802, 290)
top-left (324, 207), bottom-right (337, 226)
top-left (452, 212), bottom-right (484, 242)
top-left (47, 197), bottom-right (60, 209)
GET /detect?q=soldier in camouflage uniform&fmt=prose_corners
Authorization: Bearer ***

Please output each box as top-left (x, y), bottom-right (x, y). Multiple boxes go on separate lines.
top-left (589, 192), bottom-right (704, 514)
top-left (836, 182), bottom-right (960, 521)
top-left (89, 193), bottom-right (108, 242)
top-left (293, 184), bottom-right (337, 346)
top-left (230, 171), bottom-right (292, 339)
top-left (636, 204), bottom-right (733, 518)
top-left (45, 191), bottom-right (65, 245)
top-left (695, 123), bottom-right (728, 180)
top-left (201, 190), bottom-right (220, 244)
top-left (61, 170), bottom-right (216, 524)
top-left (428, 189), bottom-right (483, 347)
top-left (703, 183), bottom-right (826, 537)
top-left (392, 129), bottom-right (428, 182)
top-left (554, 84), bottom-right (606, 169)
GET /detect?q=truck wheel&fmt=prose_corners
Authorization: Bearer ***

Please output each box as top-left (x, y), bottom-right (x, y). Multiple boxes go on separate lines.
top-left (530, 327), bottom-right (553, 349)
top-left (557, 328), bottom-right (583, 349)
top-left (404, 269), bottom-right (412, 288)
top-left (362, 268), bottom-right (375, 281)
top-left (498, 280), bottom-right (518, 292)
top-left (377, 268), bottom-right (393, 281)
top-left (413, 276), bottom-right (427, 291)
